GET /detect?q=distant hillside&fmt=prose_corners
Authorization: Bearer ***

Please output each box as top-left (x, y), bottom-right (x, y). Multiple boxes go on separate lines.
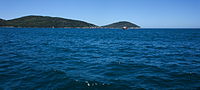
top-left (0, 19), bottom-right (6, 26)
top-left (103, 21), bottom-right (140, 29)
top-left (0, 15), bottom-right (97, 28)
top-left (0, 16), bottom-right (141, 29)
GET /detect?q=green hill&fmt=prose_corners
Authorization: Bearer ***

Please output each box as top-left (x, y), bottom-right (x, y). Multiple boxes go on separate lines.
top-left (102, 21), bottom-right (140, 29)
top-left (0, 16), bottom-right (141, 29)
top-left (1, 15), bottom-right (97, 28)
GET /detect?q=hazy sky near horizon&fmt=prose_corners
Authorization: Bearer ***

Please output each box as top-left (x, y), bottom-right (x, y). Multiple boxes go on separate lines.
top-left (0, 0), bottom-right (200, 28)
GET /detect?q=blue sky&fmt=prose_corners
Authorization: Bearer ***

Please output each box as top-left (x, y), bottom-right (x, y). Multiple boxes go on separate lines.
top-left (0, 0), bottom-right (200, 28)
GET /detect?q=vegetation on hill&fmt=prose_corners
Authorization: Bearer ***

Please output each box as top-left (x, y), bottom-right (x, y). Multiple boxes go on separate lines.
top-left (102, 21), bottom-right (140, 28)
top-left (1, 16), bottom-right (97, 28)
top-left (0, 16), bottom-right (140, 29)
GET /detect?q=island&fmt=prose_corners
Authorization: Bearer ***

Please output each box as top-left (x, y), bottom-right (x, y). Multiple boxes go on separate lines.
top-left (102, 21), bottom-right (140, 29)
top-left (0, 16), bottom-right (97, 28)
top-left (0, 15), bottom-right (140, 29)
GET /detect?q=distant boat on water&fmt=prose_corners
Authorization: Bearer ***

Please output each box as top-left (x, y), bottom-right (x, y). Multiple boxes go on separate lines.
top-left (122, 26), bottom-right (128, 30)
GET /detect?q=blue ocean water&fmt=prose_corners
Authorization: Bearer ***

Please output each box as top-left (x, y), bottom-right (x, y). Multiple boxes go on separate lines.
top-left (0, 28), bottom-right (200, 89)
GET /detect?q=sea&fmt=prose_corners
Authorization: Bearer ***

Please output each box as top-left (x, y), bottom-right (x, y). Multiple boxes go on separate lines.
top-left (0, 28), bottom-right (200, 89)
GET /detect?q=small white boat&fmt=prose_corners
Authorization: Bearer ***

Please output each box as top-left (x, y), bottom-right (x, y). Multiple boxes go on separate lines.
top-left (122, 26), bottom-right (128, 30)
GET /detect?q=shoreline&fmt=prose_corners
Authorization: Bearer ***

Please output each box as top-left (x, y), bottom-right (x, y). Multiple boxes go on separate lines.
top-left (0, 26), bottom-right (141, 29)
top-left (1, 27), bottom-right (200, 29)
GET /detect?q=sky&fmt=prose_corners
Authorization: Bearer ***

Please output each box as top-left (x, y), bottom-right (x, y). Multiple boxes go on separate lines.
top-left (0, 0), bottom-right (200, 28)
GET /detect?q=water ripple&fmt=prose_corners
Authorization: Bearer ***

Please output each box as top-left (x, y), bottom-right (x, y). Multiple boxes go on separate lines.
top-left (0, 28), bottom-right (200, 89)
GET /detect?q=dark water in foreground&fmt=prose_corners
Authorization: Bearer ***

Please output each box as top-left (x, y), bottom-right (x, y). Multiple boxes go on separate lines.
top-left (0, 28), bottom-right (200, 89)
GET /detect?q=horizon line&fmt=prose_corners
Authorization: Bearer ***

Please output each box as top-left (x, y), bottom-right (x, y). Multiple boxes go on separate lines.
top-left (1, 15), bottom-right (200, 28)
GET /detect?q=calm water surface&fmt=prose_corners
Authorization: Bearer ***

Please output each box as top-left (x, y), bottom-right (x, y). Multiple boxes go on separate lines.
top-left (0, 28), bottom-right (200, 89)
